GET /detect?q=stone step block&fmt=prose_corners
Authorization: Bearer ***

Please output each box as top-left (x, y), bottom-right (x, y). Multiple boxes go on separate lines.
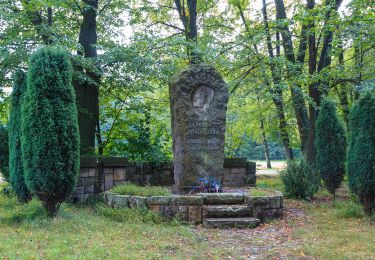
top-left (203, 205), bottom-right (251, 218)
top-left (203, 217), bottom-right (260, 229)
top-left (197, 193), bottom-right (244, 205)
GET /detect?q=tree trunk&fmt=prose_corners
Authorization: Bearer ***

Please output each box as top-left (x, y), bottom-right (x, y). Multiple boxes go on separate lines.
top-left (174, 0), bottom-right (201, 64)
top-left (274, 0), bottom-right (310, 160)
top-left (260, 119), bottom-right (272, 169)
top-left (76, 0), bottom-right (101, 155)
top-left (261, 0), bottom-right (293, 160)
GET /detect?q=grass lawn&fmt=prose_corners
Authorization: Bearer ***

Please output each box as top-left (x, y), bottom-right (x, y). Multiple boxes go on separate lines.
top-left (0, 193), bottom-right (228, 259)
top-left (1, 177), bottom-right (375, 259)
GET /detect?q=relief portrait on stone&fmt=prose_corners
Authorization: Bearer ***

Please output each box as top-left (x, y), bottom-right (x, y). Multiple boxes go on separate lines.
top-left (191, 85), bottom-right (214, 113)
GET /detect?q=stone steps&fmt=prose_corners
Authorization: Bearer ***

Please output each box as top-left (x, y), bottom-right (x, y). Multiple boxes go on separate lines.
top-left (203, 205), bottom-right (251, 218)
top-left (197, 193), bottom-right (244, 205)
top-left (203, 217), bottom-right (260, 229)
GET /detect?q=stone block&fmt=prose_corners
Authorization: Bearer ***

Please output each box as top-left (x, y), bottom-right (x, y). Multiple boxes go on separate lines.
top-left (103, 167), bottom-right (114, 174)
top-left (224, 168), bottom-right (231, 177)
top-left (112, 195), bottom-right (130, 208)
top-left (231, 167), bottom-right (246, 175)
top-left (105, 174), bottom-right (114, 191)
top-left (149, 205), bottom-right (163, 214)
top-left (104, 191), bottom-right (116, 207)
top-left (269, 196), bottom-right (281, 209)
top-left (253, 197), bottom-right (270, 208)
top-left (197, 193), bottom-right (244, 205)
top-left (188, 205), bottom-right (202, 224)
top-left (177, 206), bottom-right (189, 221)
top-left (147, 196), bottom-right (171, 205)
top-left (129, 196), bottom-right (147, 209)
top-left (224, 158), bottom-right (247, 167)
top-left (113, 168), bottom-right (125, 181)
top-left (84, 184), bottom-right (94, 194)
top-left (88, 168), bottom-right (96, 177)
top-left (80, 168), bottom-right (89, 178)
top-left (172, 195), bottom-right (203, 205)
top-left (245, 175), bottom-right (256, 186)
top-left (163, 205), bottom-right (178, 218)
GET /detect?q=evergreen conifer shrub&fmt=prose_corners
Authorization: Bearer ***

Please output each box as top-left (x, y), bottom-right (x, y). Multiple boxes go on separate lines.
top-left (315, 99), bottom-right (346, 198)
top-left (0, 125), bottom-right (9, 182)
top-left (21, 47), bottom-right (80, 217)
top-left (281, 159), bottom-right (319, 199)
top-left (347, 93), bottom-right (375, 215)
top-left (9, 70), bottom-right (31, 203)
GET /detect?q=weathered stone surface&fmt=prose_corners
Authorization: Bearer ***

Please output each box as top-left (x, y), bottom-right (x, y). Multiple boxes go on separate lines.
top-left (172, 195), bottom-right (203, 205)
top-left (269, 196), bottom-right (282, 208)
top-left (170, 64), bottom-right (229, 192)
top-left (203, 217), bottom-right (260, 229)
top-left (188, 205), bottom-right (202, 224)
top-left (253, 197), bottom-right (270, 208)
top-left (80, 168), bottom-right (89, 177)
top-left (129, 196), bottom-right (147, 209)
top-left (105, 174), bottom-right (113, 191)
top-left (112, 195), bottom-right (130, 208)
top-left (198, 193), bottom-right (244, 205)
top-left (203, 205), bottom-right (251, 218)
top-left (147, 196), bottom-right (171, 205)
top-left (113, 168), bottom-right (125, 181)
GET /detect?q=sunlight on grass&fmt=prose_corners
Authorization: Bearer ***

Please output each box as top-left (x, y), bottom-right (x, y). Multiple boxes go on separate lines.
top-left (256, 175), bottom-right (284, 192)
top-left (111, 182), bottom-right (171, 196)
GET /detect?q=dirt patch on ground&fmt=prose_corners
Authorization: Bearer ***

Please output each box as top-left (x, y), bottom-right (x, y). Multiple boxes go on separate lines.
top-left (195, 200), bottom-right (313, 259)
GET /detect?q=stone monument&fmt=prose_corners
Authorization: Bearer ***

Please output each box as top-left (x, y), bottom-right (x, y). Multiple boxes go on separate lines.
top-left (169, 64), bottom-right (229, 193)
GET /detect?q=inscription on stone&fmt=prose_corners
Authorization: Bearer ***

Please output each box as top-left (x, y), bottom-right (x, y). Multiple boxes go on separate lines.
top-left (170, 64), bottom-right (229, 193)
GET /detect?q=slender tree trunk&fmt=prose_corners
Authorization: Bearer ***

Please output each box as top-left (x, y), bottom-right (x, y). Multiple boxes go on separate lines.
top-left (260, 119), bottom-right (272, 169)
top-left (75, 0), bottom-right (101, 155)
top-left (174, 0), bottom-right (201, 64)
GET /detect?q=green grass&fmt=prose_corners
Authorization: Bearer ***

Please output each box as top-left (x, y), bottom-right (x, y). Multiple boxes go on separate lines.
top-left (256, 175), bottom-right (284, 192)
top-left (249, 188), bottom-right (277, 197)
top-left (0, 191), bottom-right (229, 259)
top-left (110, 182), bottom-right (171, 196)
top-left (292, 199), bottom-right (375, 259)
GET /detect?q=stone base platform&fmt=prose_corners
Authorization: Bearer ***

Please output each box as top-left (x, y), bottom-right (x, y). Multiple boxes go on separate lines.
top-left (104, 191), bottom-right (283, 228)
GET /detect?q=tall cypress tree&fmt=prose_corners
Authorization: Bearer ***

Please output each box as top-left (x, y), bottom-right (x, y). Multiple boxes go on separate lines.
top-left (21, 47), bottom-right (80, 217)
top-left (347, 93), bottom-right (375, 215)
top-left (315, 99), bottom-right (346, 198)
top-left (9, 70), bottom-right (31, 202)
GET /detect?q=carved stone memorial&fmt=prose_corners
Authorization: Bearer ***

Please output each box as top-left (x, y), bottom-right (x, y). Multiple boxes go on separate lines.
top-left (169, 64), bottom-right (229, 193)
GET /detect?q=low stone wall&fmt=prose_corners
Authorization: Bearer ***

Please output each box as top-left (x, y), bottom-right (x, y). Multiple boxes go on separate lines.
top-left (70, 157), bottom-right (256, 203)
top-left (104, 191), bottom-right (283, 225)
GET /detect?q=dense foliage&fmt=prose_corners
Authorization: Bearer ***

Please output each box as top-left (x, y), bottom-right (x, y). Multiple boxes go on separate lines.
top-left (9, 70), bottom-right (30, 203)
top-left (0, 0), bottom-right (373, 162)
top-left (281, 159), bottom-right (320, 199)
top-left (21, 47), bottom-right (80, 217)
top-left (0, 125), bottom-right (9, 182)
top-left (315, 99), bottom-right (346, 197)
top-left (347, 93), bottom-right (375, 215)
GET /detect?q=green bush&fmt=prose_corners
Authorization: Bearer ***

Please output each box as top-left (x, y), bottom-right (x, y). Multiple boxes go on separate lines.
top-left (347, 93), bottom-right (375, 215)
top-left (0, 125), bottom-right (9, 182)
top-left (21, 47), bottom-right (80, 217)
top-left (280, 159), bottom-right (319, 199)
top-left (9, 70), bottom-right (31, 203)
top-left (315, 99), bottom-right (346, 198)
top-left (111, 182), bottom-right (171, 196)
